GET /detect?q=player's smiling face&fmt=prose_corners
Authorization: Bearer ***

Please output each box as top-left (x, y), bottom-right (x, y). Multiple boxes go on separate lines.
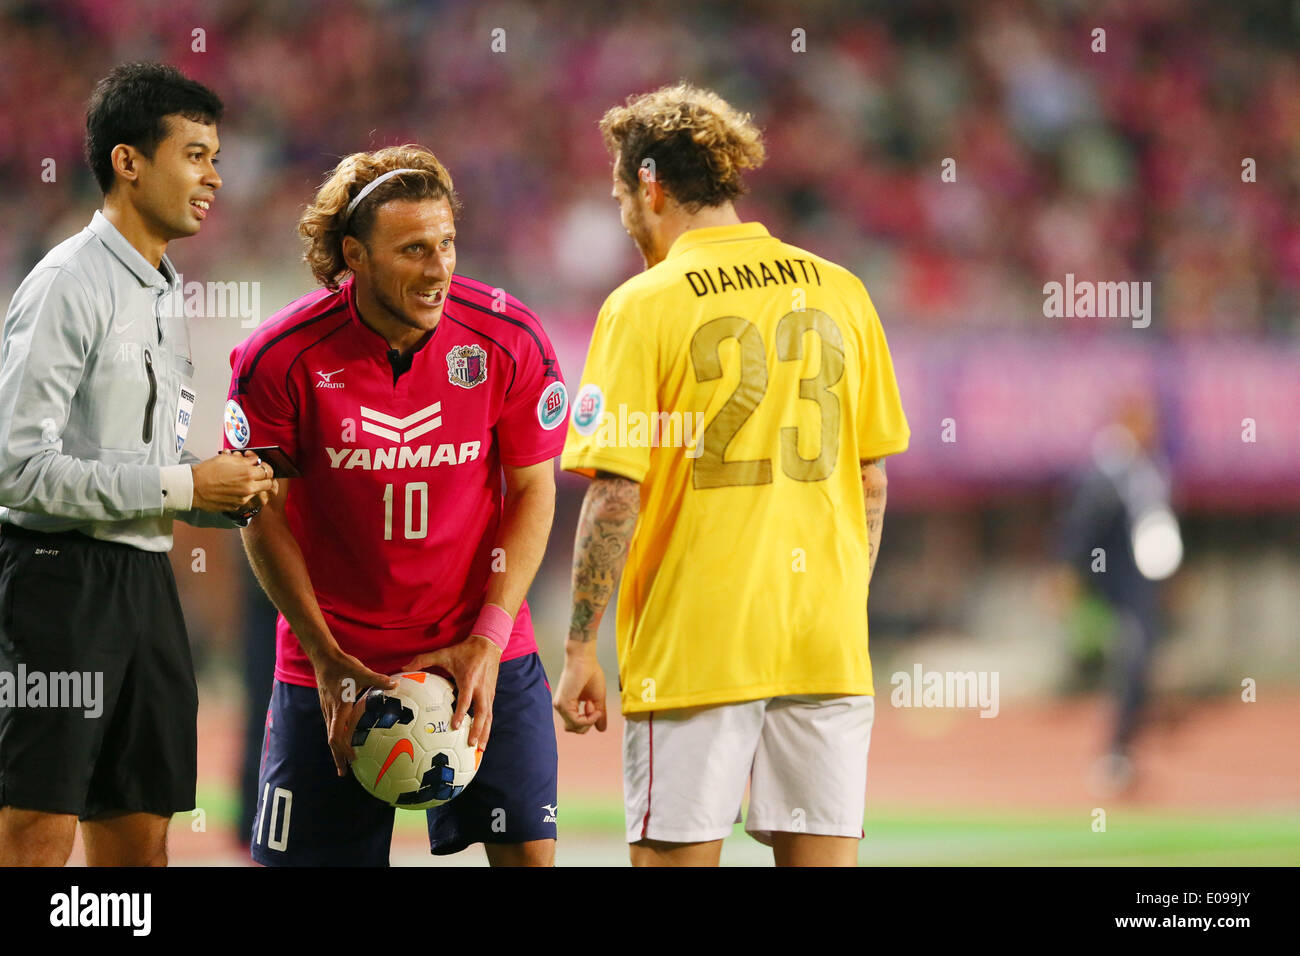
top-left (132, 115), bottom-right (221, 240)
top-left (350, 198), bottom-right (457, 336)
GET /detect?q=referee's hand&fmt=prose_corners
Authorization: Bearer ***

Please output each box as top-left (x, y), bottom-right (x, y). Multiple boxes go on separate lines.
top-left (192, 450), bottom-right (277, 513)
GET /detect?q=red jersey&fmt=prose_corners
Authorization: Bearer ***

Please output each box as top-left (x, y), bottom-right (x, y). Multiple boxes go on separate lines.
top-left (225, 275), bottom-right (568, 687)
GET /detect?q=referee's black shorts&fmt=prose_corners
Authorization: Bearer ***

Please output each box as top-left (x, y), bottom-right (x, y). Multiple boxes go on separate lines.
top-left (0, 525), bottom-right (197, 819)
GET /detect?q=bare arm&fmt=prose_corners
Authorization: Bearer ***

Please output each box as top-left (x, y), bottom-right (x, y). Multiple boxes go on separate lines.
top-left (240, 479), bottom-right (393, 774)
top-left (568, 471), bottom-right (641, 644)
top-left (553, 470), bottom-right (640, 734)
top-left (862, 457), bottom-right (888, 586)
top-left (482, 459), bottom-right (556, 618)
top-left (239, 480), bottom-right (338, 668)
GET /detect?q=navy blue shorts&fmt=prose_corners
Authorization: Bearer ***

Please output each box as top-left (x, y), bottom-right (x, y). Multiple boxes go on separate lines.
top-left (250, 652), bottom-right (557, 866)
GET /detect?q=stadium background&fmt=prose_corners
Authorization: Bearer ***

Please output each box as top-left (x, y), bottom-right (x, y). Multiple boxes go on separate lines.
top-left (2, 0), bottom-right (1297, 864)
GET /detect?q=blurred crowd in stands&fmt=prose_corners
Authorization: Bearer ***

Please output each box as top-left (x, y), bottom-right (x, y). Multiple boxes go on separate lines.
top-left (1, 0), bottom-right (1297, 336)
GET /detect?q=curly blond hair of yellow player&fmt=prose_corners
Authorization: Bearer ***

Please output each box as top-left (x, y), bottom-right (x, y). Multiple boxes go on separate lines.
top-left (599, 83), bottom-right (766, 211)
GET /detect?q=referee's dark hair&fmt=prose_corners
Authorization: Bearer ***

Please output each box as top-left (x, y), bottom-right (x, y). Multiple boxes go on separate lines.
top-left (84, 62), bottom-right (224, 195)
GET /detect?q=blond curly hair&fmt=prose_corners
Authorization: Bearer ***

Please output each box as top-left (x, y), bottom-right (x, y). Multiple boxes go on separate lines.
top-left (299, 145), bottom-right (462, 289)
top-left (599, 83), bottom-right (766, 211)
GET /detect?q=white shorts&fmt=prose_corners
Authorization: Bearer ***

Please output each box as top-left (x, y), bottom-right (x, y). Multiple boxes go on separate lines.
top-left (623, 694), bottom-right (875, 845)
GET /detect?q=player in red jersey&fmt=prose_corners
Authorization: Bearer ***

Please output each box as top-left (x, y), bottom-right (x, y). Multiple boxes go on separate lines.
top-left (227, 146), bottom-right (567, 866)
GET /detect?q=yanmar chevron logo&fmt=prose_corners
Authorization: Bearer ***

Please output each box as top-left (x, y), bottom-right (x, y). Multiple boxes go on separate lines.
top-left (360, 402), bottom-right (442, 442)
top-left (328, 402), bottom-right (478, 471)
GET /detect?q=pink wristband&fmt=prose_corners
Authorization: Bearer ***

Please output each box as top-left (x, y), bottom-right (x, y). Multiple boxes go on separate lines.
top-left (472, 604), bottom-right (513, 652)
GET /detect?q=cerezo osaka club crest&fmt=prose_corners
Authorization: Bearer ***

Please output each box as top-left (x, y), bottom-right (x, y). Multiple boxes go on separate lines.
top-left (446, 344), bottom-right (488, 389)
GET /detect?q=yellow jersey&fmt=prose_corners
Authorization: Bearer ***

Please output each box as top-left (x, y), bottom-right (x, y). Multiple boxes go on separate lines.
top-left (562, 222), bottom-right (909, 713)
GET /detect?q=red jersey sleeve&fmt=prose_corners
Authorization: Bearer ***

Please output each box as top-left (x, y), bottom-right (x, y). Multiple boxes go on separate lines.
top-left (495, 314), bottom-right (568, 467)
top-left (224, 338), bottom-right (301, 461)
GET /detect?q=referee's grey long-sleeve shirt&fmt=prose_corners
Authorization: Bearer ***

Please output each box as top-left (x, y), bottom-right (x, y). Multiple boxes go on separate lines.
top-left (0, 210), bottom-right (236, 551)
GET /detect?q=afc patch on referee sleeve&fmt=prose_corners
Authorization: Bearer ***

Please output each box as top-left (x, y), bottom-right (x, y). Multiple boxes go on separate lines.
top-left (537, 381), bottom-right (568, 430)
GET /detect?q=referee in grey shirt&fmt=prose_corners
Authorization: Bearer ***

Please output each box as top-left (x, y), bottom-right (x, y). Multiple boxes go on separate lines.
top-left (0, 64), bottom-right (275, 866)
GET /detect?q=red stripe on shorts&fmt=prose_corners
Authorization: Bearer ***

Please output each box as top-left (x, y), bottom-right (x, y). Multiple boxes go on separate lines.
top-left (639, 711), bottom-right (655, 839)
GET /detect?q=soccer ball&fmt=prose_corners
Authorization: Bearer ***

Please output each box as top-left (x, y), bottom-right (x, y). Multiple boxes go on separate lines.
top-left (350, 672), bottom-right (482, 809)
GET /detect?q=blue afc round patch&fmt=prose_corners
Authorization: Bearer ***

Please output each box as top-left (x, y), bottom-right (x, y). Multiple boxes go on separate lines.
top-left (224, 399), bottom-right (250, 448)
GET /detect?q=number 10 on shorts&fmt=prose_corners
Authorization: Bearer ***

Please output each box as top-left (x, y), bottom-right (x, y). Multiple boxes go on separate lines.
top-left (382, 482), bottom-right (430, 540)
top-left (255, 784), bottom-right (293, 851)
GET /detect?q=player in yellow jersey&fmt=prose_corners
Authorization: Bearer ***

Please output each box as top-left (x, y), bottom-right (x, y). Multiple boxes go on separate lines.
top-left (553, 84), bottom-right (909, 867)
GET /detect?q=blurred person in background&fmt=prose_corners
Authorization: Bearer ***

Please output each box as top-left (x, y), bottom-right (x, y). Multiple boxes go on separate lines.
top-left (1056, 394), bottom-right (1182, 795)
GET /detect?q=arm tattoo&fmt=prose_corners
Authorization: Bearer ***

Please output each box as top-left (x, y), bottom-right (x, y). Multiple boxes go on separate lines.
top-left (570, 473), bottom-right (640, 643)
top-left (861, 458), bottom-right (888, 583)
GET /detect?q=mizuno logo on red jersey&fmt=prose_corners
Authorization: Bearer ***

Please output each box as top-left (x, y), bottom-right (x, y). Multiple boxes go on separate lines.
top-left (360, 402), bottom-right (442, 442)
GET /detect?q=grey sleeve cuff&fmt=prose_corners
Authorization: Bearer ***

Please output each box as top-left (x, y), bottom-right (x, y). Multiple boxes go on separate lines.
top-left (160, 464), bottom-right (195, 512)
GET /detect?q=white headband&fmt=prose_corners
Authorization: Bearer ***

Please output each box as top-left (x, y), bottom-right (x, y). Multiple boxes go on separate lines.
top-left (343, 168), bottom-right (423, 225)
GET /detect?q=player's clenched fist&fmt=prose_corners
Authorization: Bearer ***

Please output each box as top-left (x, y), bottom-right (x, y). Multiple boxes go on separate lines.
top-left (553, 646), bottom-right (607, 734)
top-left (191, 449), bottom-right (277, 512)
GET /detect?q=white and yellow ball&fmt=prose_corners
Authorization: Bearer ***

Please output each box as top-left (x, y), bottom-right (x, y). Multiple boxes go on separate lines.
top-left (350, 672), bottom-right (482, 809)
